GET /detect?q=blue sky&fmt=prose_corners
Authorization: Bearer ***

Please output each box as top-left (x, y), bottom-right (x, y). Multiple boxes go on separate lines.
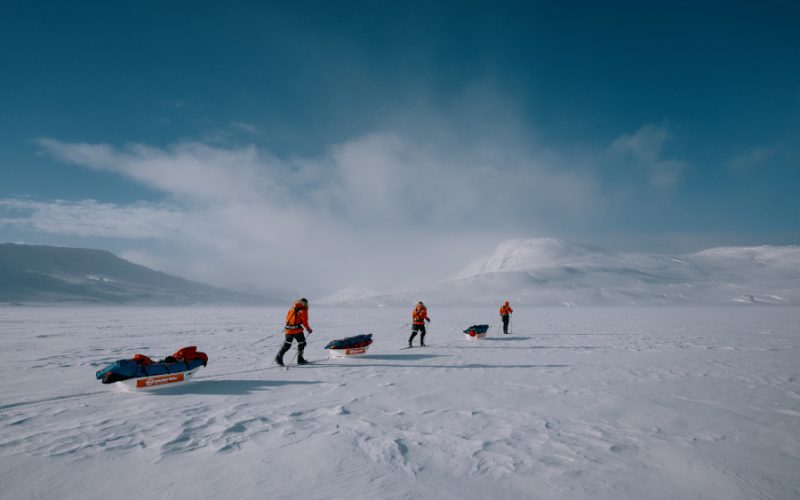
top-left (1, 1), bottom-right (798, 293)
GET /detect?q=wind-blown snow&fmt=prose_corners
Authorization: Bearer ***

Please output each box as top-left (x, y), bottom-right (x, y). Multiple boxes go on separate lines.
top-left (454, 238), bottom-right (611, 277)
top-left (316, 285), bottom-right (381, 305)
top-left (1, 306), bottom-right (799, 499)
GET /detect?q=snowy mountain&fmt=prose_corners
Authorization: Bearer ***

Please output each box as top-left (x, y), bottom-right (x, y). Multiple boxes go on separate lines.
top-left (0, 243), bottom-right (273, 305)
top-left (324, 238), bottom-right (800, 306)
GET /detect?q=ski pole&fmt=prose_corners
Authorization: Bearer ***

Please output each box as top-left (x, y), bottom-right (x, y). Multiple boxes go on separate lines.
top-left (249, 334), bottom-right (274, 347)
top-left (397, 323), bottom-right (410, 330)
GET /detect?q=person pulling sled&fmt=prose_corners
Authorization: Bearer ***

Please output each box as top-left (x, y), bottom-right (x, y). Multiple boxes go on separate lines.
top-left (499, 300), bottom-right (513, 334)
top-left (275, 298), bottom-right (313, 366)
top-left (409, 301), bottom-right (431, 347)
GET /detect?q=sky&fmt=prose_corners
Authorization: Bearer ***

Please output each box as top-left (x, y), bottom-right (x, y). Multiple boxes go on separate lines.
top-left (1, 0), bottom-right (799, 296)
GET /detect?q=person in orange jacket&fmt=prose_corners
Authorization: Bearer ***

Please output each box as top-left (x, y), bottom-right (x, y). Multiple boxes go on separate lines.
top-left (275, 298), bottom-right (313, 366)
top-left (409, 301), bottom-right (431, 347)
top-left (499, 300), bottom-right (513, 334)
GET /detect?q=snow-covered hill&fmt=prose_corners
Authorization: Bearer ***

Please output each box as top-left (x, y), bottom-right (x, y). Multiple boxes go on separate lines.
top-left (323, 239), bottom-right (800, 306)
top-left (0, 243), bottom-right (273, 305)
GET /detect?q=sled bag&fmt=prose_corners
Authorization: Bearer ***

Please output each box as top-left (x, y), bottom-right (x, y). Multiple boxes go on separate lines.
top-left (463, 325), bottom-right (489, 334)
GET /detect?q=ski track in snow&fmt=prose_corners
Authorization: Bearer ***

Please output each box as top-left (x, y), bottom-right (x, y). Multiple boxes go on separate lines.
top-left (1, 306), bottom-right (799, 500)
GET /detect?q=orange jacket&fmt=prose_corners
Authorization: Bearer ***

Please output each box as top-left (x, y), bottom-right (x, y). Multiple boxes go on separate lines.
top-left (412, 305), bottom-right (428, 325)
top-left (499, 303), bottom-right (513, 316)
top-left (285, 302), bottom-right (311, 335)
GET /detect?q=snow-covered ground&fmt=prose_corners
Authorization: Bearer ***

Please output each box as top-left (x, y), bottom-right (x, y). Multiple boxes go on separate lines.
top-left (1, 306), bottom-right (799, 499)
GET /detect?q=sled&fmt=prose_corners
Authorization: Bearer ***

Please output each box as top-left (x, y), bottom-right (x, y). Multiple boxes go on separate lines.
top-left (115, 366), bottom-right (203, 391)
top-left (328, 345), bottom-right (370, 358)
top-left (324, 334), bottom-right (373, 358)
top-left (96, 346), bottom-right (209, 390)
top-left (463, 324), bottom-right (489, 341)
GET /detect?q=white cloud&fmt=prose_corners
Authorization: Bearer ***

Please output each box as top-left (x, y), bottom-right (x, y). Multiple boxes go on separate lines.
top-left (729, 147), bottom-right (775, 171)
top-left (611, 124), bottom-right (668, 162)
top-left (610, 124), bottom-right (686, 188)
top-left (37, 131), bottom-right (600, 225)
top-left (0, 199), bottom-right (185, 239)
top-left (36, 139), bottom-right (282, 203)
top-left (231, 122), bottom-right (259, 135)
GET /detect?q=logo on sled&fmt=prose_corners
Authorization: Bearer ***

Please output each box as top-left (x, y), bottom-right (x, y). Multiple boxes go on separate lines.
top-left (136, 373), bottom-right (185, 388)
top-left (346, 347), bottom-right (366, 355)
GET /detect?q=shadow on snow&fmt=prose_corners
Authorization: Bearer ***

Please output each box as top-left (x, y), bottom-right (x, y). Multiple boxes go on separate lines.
top-left (149, 379), bottom-right (320, 396)
top-left (309, 363), bottom-right (571, 370)
top-left (481, 336), bottom-right (531, 341)
top-left (443, 345), bottom-right (605, 350)
top-left (355, 353), bottom-right (447, 361)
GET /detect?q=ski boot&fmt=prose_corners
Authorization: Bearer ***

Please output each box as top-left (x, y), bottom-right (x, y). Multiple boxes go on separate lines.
top-left (297, 343), bottom-right (308, 364)
top-left (275, 343), bottom-right (290, 366)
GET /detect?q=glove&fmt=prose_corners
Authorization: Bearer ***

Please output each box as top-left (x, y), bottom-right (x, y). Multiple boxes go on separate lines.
top-left (426, 318), bottom-right (431, 323)
top-left (307, 328), bottom-right (313, 334)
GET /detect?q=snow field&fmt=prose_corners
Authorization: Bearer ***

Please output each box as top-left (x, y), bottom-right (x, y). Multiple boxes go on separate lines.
top-left (1, 306), bottom-right (799, 499)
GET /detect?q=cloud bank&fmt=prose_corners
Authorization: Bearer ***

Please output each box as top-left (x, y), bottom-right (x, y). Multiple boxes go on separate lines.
top-left (0, 199), bottom-right (184, 239)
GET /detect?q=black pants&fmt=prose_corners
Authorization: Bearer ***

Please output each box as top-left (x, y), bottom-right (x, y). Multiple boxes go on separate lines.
top-left (501, 315), bottom-right (510, 334)
top-left (278, 332), bottom-right (306, 357)
top-left (409, 324), bottom-right (426, 345)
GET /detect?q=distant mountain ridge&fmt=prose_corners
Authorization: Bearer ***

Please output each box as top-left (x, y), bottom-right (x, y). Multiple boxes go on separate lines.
top-left (0, 243), bottom-right (272, 305)
top-left (321, 239), bottom-right (800, 306)
top-left (5, 240), bottom-right (799, 306)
